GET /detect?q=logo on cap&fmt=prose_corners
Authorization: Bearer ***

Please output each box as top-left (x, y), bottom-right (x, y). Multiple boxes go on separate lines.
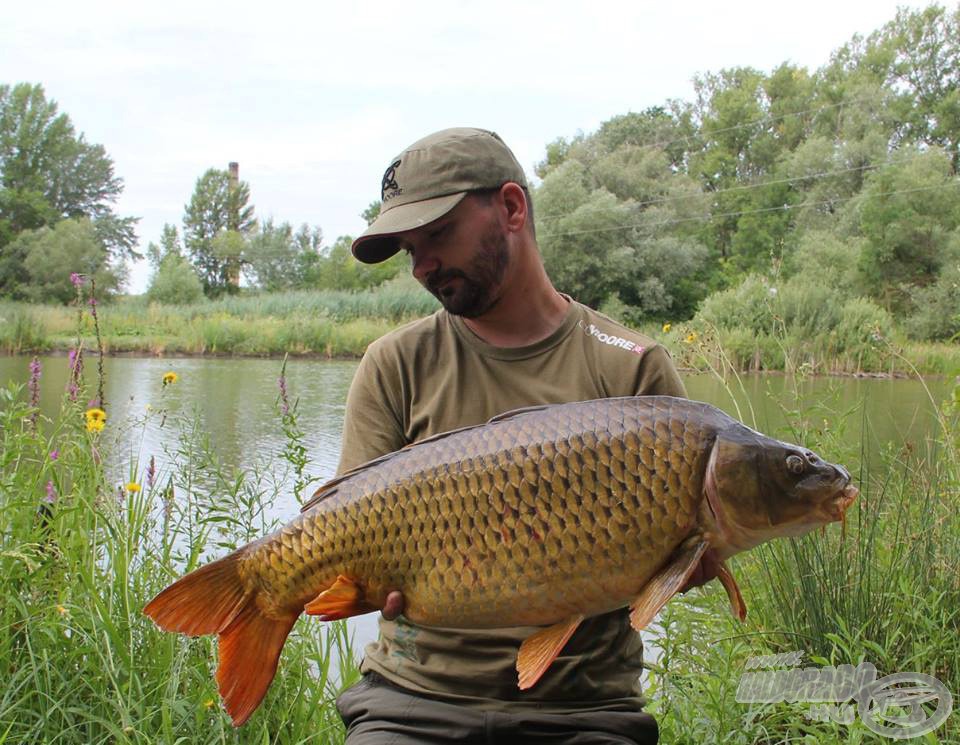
top-left (381, 159), bottom-right (402, 202)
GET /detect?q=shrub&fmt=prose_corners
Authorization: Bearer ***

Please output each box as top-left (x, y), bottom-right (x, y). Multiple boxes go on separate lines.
top-left (146, 255), bottom-right (205, 305)
top-left (905, 262), bottom-right (960, 341)
top-left (696, 275), bottom-right (777, 335)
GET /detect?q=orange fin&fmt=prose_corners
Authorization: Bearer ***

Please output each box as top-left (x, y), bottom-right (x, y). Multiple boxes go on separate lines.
top-left (517, 614), bottom-right (584, 690)
top-left (144, 549), bottom-right (298, 726)
top-left (217, 602), bottom-right (298, 726)
top-left (716, 560), bottom-right (747, 621)
top-left (629, 540), bottom-right (708, 631)
top-left (144, 549), bottom-right (250, 635)
top-left (303, 575), bottom-right (376, 620)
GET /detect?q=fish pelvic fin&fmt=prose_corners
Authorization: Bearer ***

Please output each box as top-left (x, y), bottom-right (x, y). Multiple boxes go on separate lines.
top-left (143, 550), bottom-right (298, 726)
top-left (517, 615), bottom-right (585, 690)
top-left (303, 575), bottom-right (377, 620)
top-left (629, 539), bottom-right (708, 631)
top-left (716, 560), bottom-right (747, 621)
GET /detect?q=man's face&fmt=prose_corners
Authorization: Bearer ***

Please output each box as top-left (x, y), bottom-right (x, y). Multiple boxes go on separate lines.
top-left (398, 194), bottom-right (510, 318)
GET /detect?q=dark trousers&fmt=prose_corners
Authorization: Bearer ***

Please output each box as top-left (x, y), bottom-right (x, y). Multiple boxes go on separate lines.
top-left (337, 673), bottom-right (659, 745)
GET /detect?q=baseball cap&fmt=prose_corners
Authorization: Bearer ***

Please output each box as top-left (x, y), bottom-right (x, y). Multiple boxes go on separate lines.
top-left (352, 127), bottom-right (528, 264)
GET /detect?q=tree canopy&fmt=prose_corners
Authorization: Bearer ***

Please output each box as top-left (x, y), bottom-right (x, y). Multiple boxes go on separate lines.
top-left (0, 83), bottom-right (137, 300)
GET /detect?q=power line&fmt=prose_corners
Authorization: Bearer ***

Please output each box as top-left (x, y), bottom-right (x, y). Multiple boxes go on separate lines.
top-left (533, 151), bottom-right (929, 226)
top-left (538, 181), bottom-right (960, 240)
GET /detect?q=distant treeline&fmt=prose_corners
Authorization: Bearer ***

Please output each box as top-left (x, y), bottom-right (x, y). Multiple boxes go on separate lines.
top-left (533, 4), bottom-right (959, 346)
top-left (1, 4), bottom-right (957, 352)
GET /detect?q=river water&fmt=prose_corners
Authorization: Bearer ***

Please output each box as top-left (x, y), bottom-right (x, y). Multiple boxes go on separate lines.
top-left (1, 354), bottom-right (954, 662)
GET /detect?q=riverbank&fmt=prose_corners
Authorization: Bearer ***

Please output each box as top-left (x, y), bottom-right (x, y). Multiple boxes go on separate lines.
top-left (1, 360), bottom-right (956, 742)
top-left (2, 294), bottom-right (958, 374)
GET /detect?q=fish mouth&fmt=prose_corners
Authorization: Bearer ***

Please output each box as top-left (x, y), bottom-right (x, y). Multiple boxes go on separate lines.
top-left (824, 483), bottom-right (859, 523)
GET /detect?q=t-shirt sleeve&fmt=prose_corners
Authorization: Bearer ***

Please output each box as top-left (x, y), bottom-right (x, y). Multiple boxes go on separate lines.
top-left (634, 344), bottom-right (687, 398)
top-left (336, 348), bottom-right (406, 475)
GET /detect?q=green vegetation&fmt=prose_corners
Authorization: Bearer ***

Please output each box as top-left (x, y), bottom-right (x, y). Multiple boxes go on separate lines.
top-left (0, 370), bottom-right (360, 742)
top-left (0, 281), bottom-right (439, 358)
top-left (535, 4), bottom-right (960, 344)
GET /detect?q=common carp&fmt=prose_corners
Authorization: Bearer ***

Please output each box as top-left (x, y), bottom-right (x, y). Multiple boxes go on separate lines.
top-left (144, 396), bottom-right (857, 725)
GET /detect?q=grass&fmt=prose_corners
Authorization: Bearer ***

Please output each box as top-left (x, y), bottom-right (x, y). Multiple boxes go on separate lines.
top-left (0, 287), bottom-right (439, 358)
top-left (4, 289), bottom-right (958, 373)
top-left (0, 375), bottom-right (361, 743)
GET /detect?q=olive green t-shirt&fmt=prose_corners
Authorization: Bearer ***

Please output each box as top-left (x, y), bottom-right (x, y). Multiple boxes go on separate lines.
top-left (337, 298), bottom-right (686, 712)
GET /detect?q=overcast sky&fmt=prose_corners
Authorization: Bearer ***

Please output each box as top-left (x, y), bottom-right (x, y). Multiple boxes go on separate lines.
top-left (2, 0), bottom-right (939, 293)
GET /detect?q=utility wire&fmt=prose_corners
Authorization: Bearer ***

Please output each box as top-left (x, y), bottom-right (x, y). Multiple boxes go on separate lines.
top-left (533, 151), bottom-right (931, 226)
top-left (538, 181), bottom-right (960, 240)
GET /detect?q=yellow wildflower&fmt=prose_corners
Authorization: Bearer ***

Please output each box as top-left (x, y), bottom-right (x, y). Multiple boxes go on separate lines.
top-left (85, 407), bottom-right (106, 432)
top-left (662, 323), bottom-right (672, 333)
top-left (56, 604), bottom-right (67, 616)
top-left (162, 371), bottom-right (179, 386)
top-left (126, 482), bottom-right (141, 493)
top-left (684, 332), bottom-right (698, 344)
top-left (204, 699), bottom-right (215, 709)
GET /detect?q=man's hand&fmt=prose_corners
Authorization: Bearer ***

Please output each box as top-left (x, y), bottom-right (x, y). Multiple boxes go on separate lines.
top-left (382, 590), bottom-right (405, 620)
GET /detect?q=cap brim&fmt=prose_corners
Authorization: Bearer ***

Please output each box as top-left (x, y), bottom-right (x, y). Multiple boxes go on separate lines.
top-left (352, 192), bottom-right (467, 264)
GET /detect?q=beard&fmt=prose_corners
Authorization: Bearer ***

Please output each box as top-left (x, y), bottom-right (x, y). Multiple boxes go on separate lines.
top-left (424, 225), bottom-right (509, 318)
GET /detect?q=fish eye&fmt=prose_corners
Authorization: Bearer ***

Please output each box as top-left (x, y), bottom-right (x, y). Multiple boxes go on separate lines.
top-left (786, 454), bottom-right (805, 475)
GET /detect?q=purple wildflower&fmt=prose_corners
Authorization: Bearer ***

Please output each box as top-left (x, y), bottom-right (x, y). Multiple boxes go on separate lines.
top-left (147, 456), bottom-right (156, 488)
top-left (70, 273), bottom-right (84, 288)
top-left (28, 357), bottom-right (41, 428)
top-left (45, 480), bottom-right (56, 504)
top-left (49, 450), bottom-right (59, 461)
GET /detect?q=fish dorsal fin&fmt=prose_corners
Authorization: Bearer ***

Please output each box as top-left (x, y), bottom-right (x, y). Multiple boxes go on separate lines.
top-left (301, 420), bottom-right (501, 513)
top-left (486, 404), bottom-right (550, 424)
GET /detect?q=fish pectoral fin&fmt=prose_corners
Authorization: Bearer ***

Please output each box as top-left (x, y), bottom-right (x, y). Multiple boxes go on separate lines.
top-left (629, 540), bottom-right (709, 631)
top-left (304, 575), bottom-right (376, 620)
top-left (716, 560), bottom-right (747, 621)
top-left (516, 614), bottom-right (585, 691)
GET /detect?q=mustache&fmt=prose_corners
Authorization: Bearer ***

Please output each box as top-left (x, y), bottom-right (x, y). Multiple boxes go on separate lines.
top-left (425, 269), bottom-right (469, 293)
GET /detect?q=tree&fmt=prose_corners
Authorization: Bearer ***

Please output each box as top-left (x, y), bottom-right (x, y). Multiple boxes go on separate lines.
top-left (182, 167), bottom-right (255, 296)
top-left (244, 219), bottom-right (324, 291)
top-left (145, 223), bottom-right (205, 304)
top-left (7, 218), bottom-right (121, 303)
top-left (0, 83), bottom-right (138, 271)
top-left (854, 148), bottom-right (959, 311)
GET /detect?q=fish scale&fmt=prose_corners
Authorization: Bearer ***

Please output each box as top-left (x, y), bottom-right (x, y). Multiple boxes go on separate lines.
top-left (234, 396), bottom-right (715, 629)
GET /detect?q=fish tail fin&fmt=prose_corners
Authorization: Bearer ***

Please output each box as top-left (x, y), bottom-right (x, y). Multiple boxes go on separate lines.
top-left (144, 550), bottom-right (250, 635)
top-left (217, 601), bottom-right (298, 726)
top-left (143, 550), bottom-right (298, 726)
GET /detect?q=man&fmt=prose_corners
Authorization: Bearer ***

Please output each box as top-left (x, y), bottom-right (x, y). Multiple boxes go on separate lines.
top-left (335, 127), bottom-right (686, 744)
